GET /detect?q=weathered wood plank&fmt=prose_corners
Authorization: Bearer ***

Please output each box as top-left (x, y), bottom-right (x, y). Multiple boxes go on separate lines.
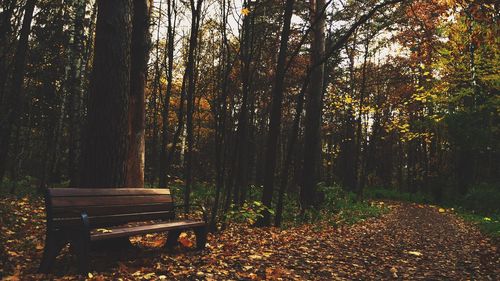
top-left (51, 195), bottom-right (172, 207)
top-left (90, 220), bottom-right (206, 241)
top-left (48, 188), bottom-right (170, 197)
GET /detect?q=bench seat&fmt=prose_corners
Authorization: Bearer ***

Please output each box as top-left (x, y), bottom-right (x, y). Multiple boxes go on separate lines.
top-left (90, 220), bottom-right (206, 241)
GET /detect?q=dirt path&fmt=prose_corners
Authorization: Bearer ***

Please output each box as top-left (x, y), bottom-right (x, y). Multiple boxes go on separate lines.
top-left (2, 199), bottom-right (499, 280)
top-left (281, 202), bottom-right (499, 280)
top-left (202, 202), bottom-right (499, 280)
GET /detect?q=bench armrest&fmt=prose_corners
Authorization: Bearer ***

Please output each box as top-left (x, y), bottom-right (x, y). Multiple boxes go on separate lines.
top-left (80, 212), bottom-right (91, 241)
top-left (173, 204), bottom-right (207, 222)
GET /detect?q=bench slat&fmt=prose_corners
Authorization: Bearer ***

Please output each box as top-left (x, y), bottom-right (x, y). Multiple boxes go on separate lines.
top-left (52, 211), bottom-right (176, 228)
top-left (52, 203), bottom-right (174, 218)
top-left (51, 195), bottom-right (172, 208)
top-left (90, 220), bottom-right (206, 241)
top-left (49, 188), bottom-right (170, 197)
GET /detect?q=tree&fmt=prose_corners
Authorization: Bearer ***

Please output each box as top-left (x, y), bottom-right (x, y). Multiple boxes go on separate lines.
top-left (300, 0), bottom-right (326, 210)
top-left (67, 0), bottom-right (87, 187)
top-left (258, 0), bottom-right (295, 227)
top-left (184, 0), bottom-right (204, 212)
top-left (80, 0), bottom-right (132, 188)
top-left (0, 0), bottom-right (36, 182)
top-left (159, 0), bottom-right (177, 187)
top-left (127, 0), bottom-right (152, 187)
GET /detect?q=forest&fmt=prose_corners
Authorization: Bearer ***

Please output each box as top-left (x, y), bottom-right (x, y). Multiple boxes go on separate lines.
top-left (0, 0), bottom-right (498, 279)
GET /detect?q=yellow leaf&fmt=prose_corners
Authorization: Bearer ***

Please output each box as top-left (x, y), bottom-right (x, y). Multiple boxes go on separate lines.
top-left (142, 272), bottom-right (156, 279)
top-left (484, 217), bottom-right (492, 221)
top-left (407, 251), bottom-right (423, 256)
top-left (241, 8), bottom-right (250, 16)
top-left (88, 272), bottom-right (94, 278)
top-left (438, 208), bottom-right (445, 213)
top-left (249, 254), bottom-right (262, 260)
top-left (96, 228), bottom-right (113, 233)
top-left (7, 251), bottom-right (19, 257)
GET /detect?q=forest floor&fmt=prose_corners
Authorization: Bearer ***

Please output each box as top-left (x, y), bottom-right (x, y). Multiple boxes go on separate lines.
top-left (0, 197), bottom-right (498, 280)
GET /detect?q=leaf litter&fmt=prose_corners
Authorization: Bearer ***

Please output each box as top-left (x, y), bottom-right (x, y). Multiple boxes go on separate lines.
top-left (0, 197), bottom-right (498, 280)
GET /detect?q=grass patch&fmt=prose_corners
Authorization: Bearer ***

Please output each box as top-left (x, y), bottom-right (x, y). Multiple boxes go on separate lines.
top-left (318, 184), bottom-right (389, 227)
top-left (458, 211), bottom-right (500, 238)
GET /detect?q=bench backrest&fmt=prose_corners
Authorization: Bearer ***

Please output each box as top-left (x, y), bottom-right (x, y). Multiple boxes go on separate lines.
top-left (45, 188), bottom-right (175, 229)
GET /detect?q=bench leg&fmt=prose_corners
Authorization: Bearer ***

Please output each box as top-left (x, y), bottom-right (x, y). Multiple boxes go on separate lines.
top-left (165, 230), bottom-right (181, 251)
top-left (38, 232), bottom-right (66, 273)
top-left (194, 226), bottom-right (208, 250)
top-left (73, 235), bottom-right (90, 274)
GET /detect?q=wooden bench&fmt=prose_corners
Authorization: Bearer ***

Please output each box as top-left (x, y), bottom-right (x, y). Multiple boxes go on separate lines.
top-left (38, 188), bottom-right (208, 274)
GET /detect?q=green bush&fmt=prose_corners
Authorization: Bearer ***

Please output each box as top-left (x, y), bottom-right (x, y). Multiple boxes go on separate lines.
top-left (225, 201), bottom-right (274, 225)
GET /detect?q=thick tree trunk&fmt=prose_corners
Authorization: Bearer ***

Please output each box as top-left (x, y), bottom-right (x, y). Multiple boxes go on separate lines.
top-left (127, 0), bottom-right (151, 187)
top-left (0, 0), bottom-right (36, 182)
top-left (80, 0), bottom-right (132, 188)
top-left (300, 0), bottom-right (326, 210)
top-left (258, 0), bottom-right (295, 227)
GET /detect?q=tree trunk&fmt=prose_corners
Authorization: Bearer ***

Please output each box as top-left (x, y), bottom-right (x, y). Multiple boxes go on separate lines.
top-left (68, 0), bottom-right (86, 187)
top-left (80, 0), bottom-right (132, 188)
top-left (257, 0), bottom-right (295, 227)
top-left (159, 0), bottom-right (176, 187)
top-left (0, 0), bottom-right (36, 182)
top-left (0, 0), bottom-right (17, 103)
top-left (184, 0), bottom-right (203, 213)
top-left (127, 0), bottom-right (151, 187)
top-left (275, 75), bottom-right (309, 227)
top-left (233, 1), bottom-right (255, 206)
top-left (210, 0), bottom-right (231, 230)
top-left (300, 0), bottom-right (326, 210)
top-left (354, 34), bottom-right (370, 200)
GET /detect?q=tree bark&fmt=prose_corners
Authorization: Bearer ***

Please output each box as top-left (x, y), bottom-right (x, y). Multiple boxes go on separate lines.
top-left (275, 74), bottom-right (309, 227)
top-left (68, 0), bottom-right (86, 187)
top-left (0, 0), bottom-right (36, 182)
top-left (80, 0), bottom-right (132, 188)
top-left (184, 0), bottom-right (203, 213)
top-left (127, 0), bottom-right (151, 187)
top-left (210, 0), bottom-right (231, 230)
top-left (257, 0), bottom-right (295, 227)
top-left (159, 0), bottom-right (176, 187)
top-left (300, 0), bottom-right (326, 210)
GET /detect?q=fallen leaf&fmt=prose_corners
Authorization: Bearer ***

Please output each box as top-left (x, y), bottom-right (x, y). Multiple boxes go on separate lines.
top-left (178, 232), bottom-right (194, 247)
top-left (407, 251), bottom-right (423, 256)
top-left (142, 272), bottom-right (156, 279)
top-left (95, 228), bottom-right (113, 233)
